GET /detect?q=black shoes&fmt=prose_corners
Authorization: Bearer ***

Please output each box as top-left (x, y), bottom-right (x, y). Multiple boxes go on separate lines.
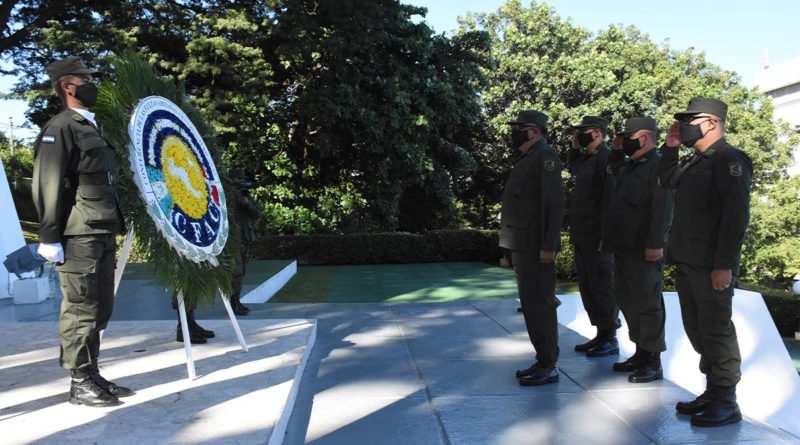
top-left (628, 365), bottom-right (663, 383)
top-left (690, 400), bottom-right (742, 427)
top-left (518, 366), bottom-right (559, 386)
top-left (612, 356), bottom-right (640, 372)
top-left (585, 338), bottom-right (619, 357)
top-left (676, 392), bottom-right (714, 415)
top-left (88, 364), bottom-right (135, 397)
top-left (231, 296), bottom-right (250, 316)
top-left (515, 362), bottom-right (541, 378)
top-left (574, 336), bottom-right (602, 352)
top-left (177, 323), bottom-right (208, 344)
top-left (69, 369), bottom-right (122, 407)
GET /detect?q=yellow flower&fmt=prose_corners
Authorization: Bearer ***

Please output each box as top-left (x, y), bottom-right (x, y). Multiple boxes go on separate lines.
top-left (161, 135), bottom-right (209, 219)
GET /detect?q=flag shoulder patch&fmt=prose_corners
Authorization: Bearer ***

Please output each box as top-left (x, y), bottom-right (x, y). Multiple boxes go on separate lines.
top-left (42, 135), bottom-right (56, 144)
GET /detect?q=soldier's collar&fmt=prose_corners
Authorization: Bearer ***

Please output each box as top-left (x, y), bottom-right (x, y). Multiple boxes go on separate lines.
top-left (69, 107), bottom-right (97, 128)
top-left (698, 138), bottom-right (726, 158)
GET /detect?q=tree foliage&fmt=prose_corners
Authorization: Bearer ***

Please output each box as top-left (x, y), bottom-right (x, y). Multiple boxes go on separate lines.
top-left (2, 0), bottom-right (799, 282)
top-left (458, 0), bottom-right (799, 283)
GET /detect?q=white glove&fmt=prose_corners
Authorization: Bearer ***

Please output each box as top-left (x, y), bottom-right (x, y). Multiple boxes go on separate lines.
top-left (37, 242), bottom-right (64, 263)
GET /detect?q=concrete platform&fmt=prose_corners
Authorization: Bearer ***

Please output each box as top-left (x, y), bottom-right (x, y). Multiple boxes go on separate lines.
top-left (0, 319), bottom-right (316, 445)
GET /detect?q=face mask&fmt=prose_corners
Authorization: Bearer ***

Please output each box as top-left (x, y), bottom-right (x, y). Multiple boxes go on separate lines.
top-left (577, 131), bottom-right (595, 148)
top-left (622, 136), bottom-right (641, 156)
top-left (679, 122), bottom-right (705, 147)
top-left (511, 129), bottom-right (532, 149)
top-left (73, 82), bottom-right (98, 107)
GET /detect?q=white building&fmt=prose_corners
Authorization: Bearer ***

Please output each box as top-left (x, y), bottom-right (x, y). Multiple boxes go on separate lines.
top-left (753, 55), bottom-right (800, 175)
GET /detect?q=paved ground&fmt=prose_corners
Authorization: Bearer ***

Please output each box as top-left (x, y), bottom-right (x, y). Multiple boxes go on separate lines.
top-left (2, 261), bottom-right (799, 444)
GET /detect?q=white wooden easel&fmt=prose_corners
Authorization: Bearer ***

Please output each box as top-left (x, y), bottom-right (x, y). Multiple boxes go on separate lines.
top-left (113, 228), bottom-right (249, 379)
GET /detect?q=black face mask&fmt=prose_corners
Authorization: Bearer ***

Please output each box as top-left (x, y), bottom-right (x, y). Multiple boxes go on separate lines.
top-left (73, 82), bottom-right (98, 107)
top-left (622, 136), bottom-right (641, 156)
top-left (679, 122), bottom-right (705, 148)
top-left (511, 129), bottom-right (532, 149)
top-left (577, 131), bottom-right (595, 148)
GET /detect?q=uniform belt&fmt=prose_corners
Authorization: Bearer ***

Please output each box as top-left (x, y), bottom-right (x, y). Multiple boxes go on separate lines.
top-left (78, 172), bottom-right (113, 186)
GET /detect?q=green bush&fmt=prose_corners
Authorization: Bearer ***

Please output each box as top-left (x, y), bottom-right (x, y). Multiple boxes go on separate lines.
top-left (251, 229), bottom-right (502, 265)
top-left (739, 282), bottom-right (800, 337)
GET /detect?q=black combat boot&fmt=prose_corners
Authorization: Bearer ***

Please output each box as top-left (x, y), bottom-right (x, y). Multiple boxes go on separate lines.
top-left (628, 351), bottom-right (663, 383)
top-left (88, 363), bottom-right (135, 397)
top-left (585, 330), bottom-right (619, 357)
top-left (676, 391), bottom-right (714, 415)
top-left (230, 294), bottom-right (250, 316)
top-left (177, 322), bottom-right (207, 344)
top-left (187, 309), bottom-right (215, 339)
top-left (613, 345), bottom-right (643, 372)
top-left (690, 386), bottom-right (741, 427)
top-left (69, 369), bottom-right (122, 407)
top-left (574, 329), bottom-right (602, 352)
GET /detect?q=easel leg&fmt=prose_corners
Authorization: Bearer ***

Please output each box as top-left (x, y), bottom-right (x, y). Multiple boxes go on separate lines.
top-left (177, 292), bottom-right (197, 379)
top-left (221, 291), bottom-right (249, 352)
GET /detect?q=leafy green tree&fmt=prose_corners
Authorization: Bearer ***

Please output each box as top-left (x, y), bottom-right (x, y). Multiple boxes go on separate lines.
top-left (459, 0), bottom-right (799, 282)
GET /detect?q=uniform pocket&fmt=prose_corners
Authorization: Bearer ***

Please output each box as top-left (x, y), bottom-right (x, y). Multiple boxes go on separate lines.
top-left (76, 185), bottom-right (118, 225)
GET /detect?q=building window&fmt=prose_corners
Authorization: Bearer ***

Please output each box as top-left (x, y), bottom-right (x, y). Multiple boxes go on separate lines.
top-left (767, 82), bottom-right (800, 99)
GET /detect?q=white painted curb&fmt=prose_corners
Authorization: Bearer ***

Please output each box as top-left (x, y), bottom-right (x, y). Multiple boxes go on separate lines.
top-left (241, 260), bottom-right (298, 304)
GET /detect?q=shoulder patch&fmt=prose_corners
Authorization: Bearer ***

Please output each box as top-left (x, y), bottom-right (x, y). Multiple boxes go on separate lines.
top-left (544, 159), bottom-right (555, 171)
top-left (42, 135), bottom-right (56, 144)
top-left (729, 162), bottom-right (743, 177)
top-left (606, 165), bottom-right (613, 175)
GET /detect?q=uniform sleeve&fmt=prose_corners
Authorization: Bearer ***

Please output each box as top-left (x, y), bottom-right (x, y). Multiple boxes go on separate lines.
top-left (606, 149), bottom-right (626, 176)
top-left (567, 148), bottom-right (581, 175)
top-left (657, 144), bottom-right (680, 189)
top-left (713, 150), bottom-right (752, 269)
top-left (598, 152), bottom-right (615, 242)
top-left (540, 152), bottom-right (565, 251)
top-left (645, 165), bottom-right (674, 249)
top-left (32, 123), bottom-right (71, 243)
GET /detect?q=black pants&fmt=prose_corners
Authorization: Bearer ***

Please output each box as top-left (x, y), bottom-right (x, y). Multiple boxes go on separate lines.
top-left (231, 243), bottom-right (251, 300)
top-left (614, 253), bottom-right (666, 353)
top-left (512, 251), bottom-right (559, 367)
top-left (56, 234), bottom-right (117, 370)
top-left (573, 243), bottom-right (619, 332)
top-left (675, 263), bottom-right (741, 390)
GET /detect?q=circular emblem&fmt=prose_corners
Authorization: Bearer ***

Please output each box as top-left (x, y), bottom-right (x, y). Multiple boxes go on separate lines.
top-left (128, 96), bottom-right (228, 265)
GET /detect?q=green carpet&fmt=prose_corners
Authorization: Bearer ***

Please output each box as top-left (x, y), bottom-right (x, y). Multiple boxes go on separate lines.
top-left (270, 261), bottom-right (579, 303)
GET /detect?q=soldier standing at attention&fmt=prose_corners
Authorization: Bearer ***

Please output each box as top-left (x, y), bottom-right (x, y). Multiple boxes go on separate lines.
top-left (604, 117), bottom-right (673, 383)
top-left (33, 56), bottom-right (133, 407)
top-left (659, 97), bottom-right (752, 427)
top-left (567, 116), bottom-right (620, 357)
top-left (229, 168), bottom-right (260, 316)
top-left (500, 110), bottom-right (565, 386)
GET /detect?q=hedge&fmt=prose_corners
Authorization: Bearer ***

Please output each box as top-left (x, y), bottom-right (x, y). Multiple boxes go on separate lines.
top-left (739, 282), bottom-right (800, 337)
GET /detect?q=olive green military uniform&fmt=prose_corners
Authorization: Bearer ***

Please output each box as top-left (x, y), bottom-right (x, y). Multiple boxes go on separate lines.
top-left (500, 138), bottom-right (565, 368)
top-left (658, 138), bottom-right (752, 399)
top-left (33, 109), bottom-right (124, 371)
top-left (605, 147), bottom-right (673, 354)
top-left (567, 142), bottom-right (618, 333)
top-left (231, 190), bottom-right (260, 302)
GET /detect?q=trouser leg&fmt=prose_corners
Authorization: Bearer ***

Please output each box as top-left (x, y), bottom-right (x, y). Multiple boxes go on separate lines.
top-left (513, 251), bottom-right (559, 367)
top-left (574, 243), bottom-right (618, 332)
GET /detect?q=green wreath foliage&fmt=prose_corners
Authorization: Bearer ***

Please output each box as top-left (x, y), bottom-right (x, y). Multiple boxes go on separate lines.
top-left (94, 51), bottom-right (240, 307)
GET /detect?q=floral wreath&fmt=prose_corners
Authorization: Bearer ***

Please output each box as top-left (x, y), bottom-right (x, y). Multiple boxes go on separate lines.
top-left (127, 96), bottom-right (228, 265)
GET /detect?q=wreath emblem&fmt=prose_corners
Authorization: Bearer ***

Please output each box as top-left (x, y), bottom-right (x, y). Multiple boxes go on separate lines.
top-left (127, 96), bottom-right (228, 265)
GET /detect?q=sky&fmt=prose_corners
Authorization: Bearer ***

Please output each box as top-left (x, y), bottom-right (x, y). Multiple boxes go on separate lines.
top-left (2, 0), bottom-right (799, 141)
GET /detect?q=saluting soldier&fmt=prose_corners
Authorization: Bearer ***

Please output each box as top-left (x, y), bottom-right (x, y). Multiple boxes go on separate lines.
top-left (567, 116), bottom-right (620, 357)
top-left (658, 97), bottom-right (752, 427)
top-left (604, 117), bottom-right (673, 383)
top-left (500, 110), bottom-right (565, 386)
top-left (33, 56), bottom-right (133, 407)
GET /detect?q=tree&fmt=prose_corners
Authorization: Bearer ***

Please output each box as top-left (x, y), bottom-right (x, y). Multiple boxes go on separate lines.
top-left (459, 0), bottom-right (799, 282)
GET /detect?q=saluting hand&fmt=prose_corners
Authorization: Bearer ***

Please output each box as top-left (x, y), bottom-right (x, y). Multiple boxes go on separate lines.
top-left (570, 132), bottom-right (580, 150)
top-left (711, 268), bottom-right (733, 291)
top-left (539, 250), bottom-right (555, 264)
top-left (666, 122), bottom-right (681, 148)
top-left (644, 248), bottom-right (663, 262)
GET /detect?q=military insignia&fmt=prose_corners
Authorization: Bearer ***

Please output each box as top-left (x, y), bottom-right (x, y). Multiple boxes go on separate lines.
top-left (729, 163), bottom-right (743, 177)
top-left (606, 165), bottom-right (613, 175)
top-left (544, 159), bottom-right (555, 171)
top-left (128, 96), bottom-right (228, 266)
top-left (42, 135), bottom-right (56, 144)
